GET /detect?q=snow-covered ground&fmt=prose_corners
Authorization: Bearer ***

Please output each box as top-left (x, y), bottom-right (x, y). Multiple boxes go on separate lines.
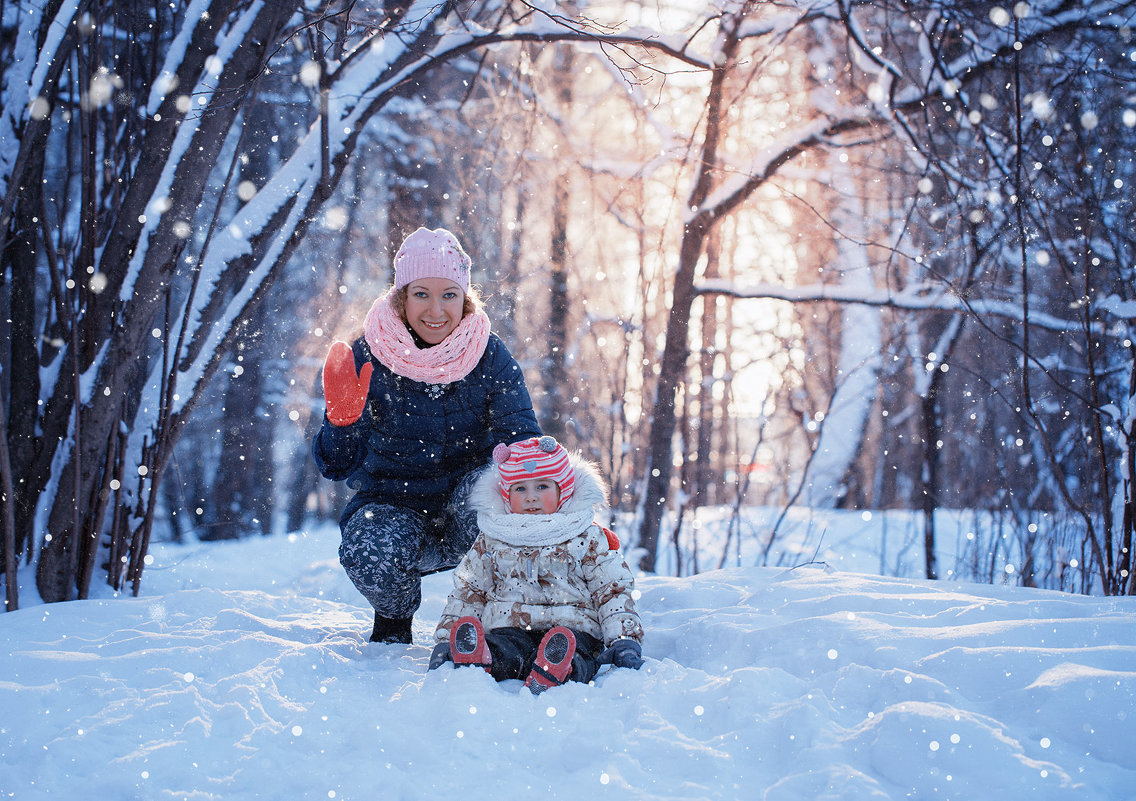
top-left (3, 523), bottom-right (1135, 800)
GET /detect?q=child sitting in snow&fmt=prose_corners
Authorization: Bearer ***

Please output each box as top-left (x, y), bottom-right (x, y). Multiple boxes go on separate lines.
top-left (428, 435), bottom-right (644, 693)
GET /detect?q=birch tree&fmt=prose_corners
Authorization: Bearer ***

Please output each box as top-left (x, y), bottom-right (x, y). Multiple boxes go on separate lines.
top-left (798, 156), bottom-right (882, 509)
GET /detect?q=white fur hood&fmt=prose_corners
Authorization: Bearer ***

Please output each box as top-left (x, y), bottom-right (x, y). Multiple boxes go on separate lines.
top-left (470, 451), bottom-right (609, 547)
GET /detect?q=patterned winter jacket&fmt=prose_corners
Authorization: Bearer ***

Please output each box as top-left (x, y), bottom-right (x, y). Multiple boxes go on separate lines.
top-left (312, 333), bottom-right (540, 524)
top-left (434, 454), bottom-right (644, 648)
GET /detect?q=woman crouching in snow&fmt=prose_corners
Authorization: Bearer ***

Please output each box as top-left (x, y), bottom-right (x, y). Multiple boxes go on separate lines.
top-left (428, 436), bottom-right (644, 693)
top-left (312, 227), bottom-right (540, 645)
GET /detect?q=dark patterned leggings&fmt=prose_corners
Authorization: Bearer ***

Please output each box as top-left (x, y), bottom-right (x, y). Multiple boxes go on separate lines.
top-left (339, 470), bottom-right (482, 618)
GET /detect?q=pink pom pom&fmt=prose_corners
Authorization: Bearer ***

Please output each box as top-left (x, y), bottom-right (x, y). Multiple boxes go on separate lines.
top-left (492, 443), bottom-right (511, 464)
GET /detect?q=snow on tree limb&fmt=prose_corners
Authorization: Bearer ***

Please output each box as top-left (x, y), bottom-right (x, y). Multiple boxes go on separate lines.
top-left (696, 278), bottom-right (1101, 334)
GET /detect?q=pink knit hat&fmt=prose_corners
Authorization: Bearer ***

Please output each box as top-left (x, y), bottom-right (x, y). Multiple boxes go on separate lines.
top-left (493, 436), bottom-right (575, 511)
top-left (393, 227), bottom-right (472, 292)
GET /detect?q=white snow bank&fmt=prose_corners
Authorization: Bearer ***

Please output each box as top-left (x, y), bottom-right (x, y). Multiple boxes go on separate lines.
top-left (2, 525), bottom-right (1134, 800)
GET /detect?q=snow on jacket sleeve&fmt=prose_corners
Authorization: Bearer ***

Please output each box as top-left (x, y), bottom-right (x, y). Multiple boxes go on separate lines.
top-left (433, 535), bottom-right (494, 643)
top-left (581, 526), bottom-right (645, 647)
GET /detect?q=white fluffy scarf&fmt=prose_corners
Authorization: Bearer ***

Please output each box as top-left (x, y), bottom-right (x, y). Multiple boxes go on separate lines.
top-left (476, 508), bottom-right (598, 547)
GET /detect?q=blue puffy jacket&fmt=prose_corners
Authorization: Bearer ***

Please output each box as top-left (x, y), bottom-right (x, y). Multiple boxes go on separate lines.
top-left (313, 333), bottom-right (540, 524)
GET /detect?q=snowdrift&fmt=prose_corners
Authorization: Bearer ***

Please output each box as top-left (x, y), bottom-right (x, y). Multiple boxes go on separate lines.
top-left (2, 526), bottom-right (1134, 800)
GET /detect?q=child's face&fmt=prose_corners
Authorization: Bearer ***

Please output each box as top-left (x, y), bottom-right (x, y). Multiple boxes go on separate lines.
top-left (507, 478), bottom-right (561, 514)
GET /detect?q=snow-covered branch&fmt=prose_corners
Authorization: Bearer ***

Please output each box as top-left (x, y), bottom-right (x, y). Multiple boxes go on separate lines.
top-left (697, 278), bottom-right (1096, 334)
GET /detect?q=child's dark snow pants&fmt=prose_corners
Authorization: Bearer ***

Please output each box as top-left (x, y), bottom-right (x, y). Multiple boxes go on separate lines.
top-left (483, 627), bottom-right (604, 685)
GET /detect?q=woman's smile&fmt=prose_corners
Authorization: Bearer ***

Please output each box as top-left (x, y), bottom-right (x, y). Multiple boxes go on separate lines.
top-left (405, 278), bottom-right (465, 344)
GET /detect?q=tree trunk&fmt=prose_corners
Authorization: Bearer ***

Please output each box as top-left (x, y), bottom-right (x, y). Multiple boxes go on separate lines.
top-left (541, 44), bottom-right (574, 440)
top-left (205, 323), bottom-right (272, 541)
top-left (639, 218), bottom-right (711, 571)
top-left (1, 388), bottom-right (18, 611)
top-left (693, 231), bottom-right (721, 508)
top-left (799, 167), bottom-right (881, 508)
top-left (1124, 355), bottom-right (1136, 595)
top-left (920, 388), bottom-right (941, 581)
top-left (637, 14), bottom-right (744, 571)
top-left (35, 1), bottom-right (297, 602)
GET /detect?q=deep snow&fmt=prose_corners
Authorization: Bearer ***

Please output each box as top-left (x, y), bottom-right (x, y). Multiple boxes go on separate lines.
top-left (3, 523), bottom-right (1135, 800)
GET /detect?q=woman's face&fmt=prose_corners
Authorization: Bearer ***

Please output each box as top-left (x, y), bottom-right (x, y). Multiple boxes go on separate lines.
top-left (404, 278), bottom-right (465, 344)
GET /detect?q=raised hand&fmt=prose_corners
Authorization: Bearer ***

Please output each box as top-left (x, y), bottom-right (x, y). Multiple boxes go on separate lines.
top-left (322, 341), bottom-right (373, 426)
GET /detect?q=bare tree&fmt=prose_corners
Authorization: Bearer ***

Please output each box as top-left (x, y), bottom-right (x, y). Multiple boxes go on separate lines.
top-left (634, 0), bottom-right (1136, 590)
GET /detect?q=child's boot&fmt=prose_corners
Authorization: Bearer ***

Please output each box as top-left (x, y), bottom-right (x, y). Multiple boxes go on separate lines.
top-left (450, 616), bottom-right (492, 670)
top-left (524, 626), bottom-right (576, 694)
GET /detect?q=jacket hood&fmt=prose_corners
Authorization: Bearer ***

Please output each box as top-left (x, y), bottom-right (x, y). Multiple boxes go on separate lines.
top-left (470, 449), bottom-right (609, 518)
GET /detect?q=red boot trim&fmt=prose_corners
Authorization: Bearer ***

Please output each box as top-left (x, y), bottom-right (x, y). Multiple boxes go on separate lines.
top-left (450, 616), bottom-right (491, 668)
top-left (524, 626), bottom-right (576, 695)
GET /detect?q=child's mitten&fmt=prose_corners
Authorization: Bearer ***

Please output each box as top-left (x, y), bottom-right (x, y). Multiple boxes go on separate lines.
top-left (322, 341), bottom-right (373, 426)
top-left (600, 639), bottom-right (643, 670)
top-left (427, 642), bottom-right (452, 671)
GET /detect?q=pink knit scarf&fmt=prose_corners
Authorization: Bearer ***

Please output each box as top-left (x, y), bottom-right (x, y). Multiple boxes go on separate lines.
top-left (362, 292), bottom-right (491, 385)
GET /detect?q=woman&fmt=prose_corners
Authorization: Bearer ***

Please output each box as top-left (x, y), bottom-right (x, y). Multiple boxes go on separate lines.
top-left (313, 227), bottom-right (540, 644)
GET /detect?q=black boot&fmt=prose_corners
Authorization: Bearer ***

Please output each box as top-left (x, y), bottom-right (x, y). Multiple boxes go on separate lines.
top-left (370, 613), bottom-right (412, 644)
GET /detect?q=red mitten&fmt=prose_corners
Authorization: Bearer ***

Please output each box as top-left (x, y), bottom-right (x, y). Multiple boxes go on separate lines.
top-left (322, 341), bottom-right (373, 426)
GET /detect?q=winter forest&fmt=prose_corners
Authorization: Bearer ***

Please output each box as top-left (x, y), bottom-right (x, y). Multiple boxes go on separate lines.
top-left (2, 0), bottom-right (1136, 613)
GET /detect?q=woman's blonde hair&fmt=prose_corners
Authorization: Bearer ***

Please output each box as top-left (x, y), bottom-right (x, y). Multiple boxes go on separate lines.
top-left (389, 284), bottom-right (482, 323)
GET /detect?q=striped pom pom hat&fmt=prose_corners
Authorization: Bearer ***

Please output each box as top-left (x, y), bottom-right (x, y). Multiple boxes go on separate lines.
top-left (493, 436), bottom-right (575, 511)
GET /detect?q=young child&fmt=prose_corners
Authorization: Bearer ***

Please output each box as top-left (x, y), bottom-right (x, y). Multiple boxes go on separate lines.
top-left (428, 436), bottom-right (644, 693)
